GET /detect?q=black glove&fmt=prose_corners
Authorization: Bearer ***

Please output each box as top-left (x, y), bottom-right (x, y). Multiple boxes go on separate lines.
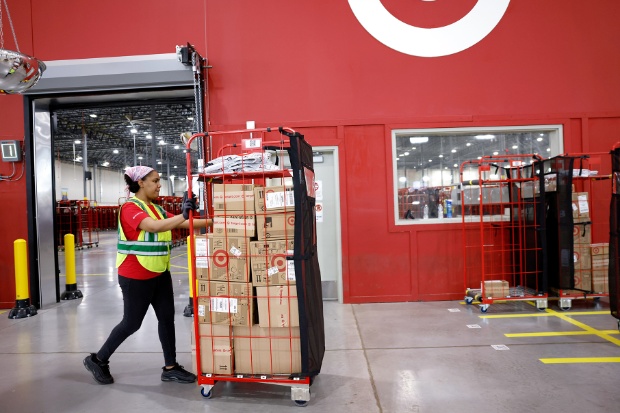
top-left (182, 192), bottom-right (198, 219)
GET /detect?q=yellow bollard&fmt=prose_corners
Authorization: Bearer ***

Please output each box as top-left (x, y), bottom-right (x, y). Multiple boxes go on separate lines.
top-left (183, 235), bottom-right (195, 317)
top-left (61, 234), bottom-right (83, 300)
top-left (8, 239), bottom-right (37, 319)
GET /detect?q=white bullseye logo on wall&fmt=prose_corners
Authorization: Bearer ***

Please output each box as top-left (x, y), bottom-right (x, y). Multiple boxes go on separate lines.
top-left (348, 0), bottom-right (510, 57)
top-left (213, 249), bottom-right (229, 268)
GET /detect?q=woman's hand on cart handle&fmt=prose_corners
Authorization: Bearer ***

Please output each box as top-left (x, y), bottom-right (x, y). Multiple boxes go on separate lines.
top-left (182, 193), bottom-right (198, 220)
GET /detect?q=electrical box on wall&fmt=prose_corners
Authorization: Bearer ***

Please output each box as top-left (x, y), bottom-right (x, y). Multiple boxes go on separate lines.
top-left (0, 140), bottom-right (21, 162)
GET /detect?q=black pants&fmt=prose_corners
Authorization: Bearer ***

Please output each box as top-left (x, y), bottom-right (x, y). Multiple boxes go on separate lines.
top-left (97, 271), bottom-right (177, 366)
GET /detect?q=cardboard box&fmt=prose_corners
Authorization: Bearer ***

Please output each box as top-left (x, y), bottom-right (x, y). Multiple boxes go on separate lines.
top-left (194, 235), bottom-right (210, 276)
top-left (196, 281), bottom-right (255, 326)
top-left (207, 234), bottom-right (250, 282)
top-left (190, 324), bottom-right (233, 375)
top-left (574, 244), bottom-right (592, 271)
top-left (591, 243), bottom-right (609, 257)
top-left (591, 269), bottom-right (609, 293)
top-left (571, 192), bottom-right (590, 222)
top-left (591, 257), bottom-right (609, 269)
top-left (254, 186), bottom-right (295, 213)
top-left (213, 184), bottom-right (255, 212)
top-left (573, 222), bottom-right (591, 245)
top-left (482, 280), bottom-right (509, 298)
top-left (256, 285), bottom-right (299, 328)
top-left (574, 270), bottom-right (592, 290)
top-left (233, 325), bottom-right (301, 374)
top-left (213, 213), bottom-right (256, 237)
top-left (250, 240), bottom-right (295, 286)
top-left (256, 211), bottom-right (295, 241)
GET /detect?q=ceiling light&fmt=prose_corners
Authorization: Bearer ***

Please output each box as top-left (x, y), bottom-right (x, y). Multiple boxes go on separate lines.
top-left (173, 165), bottom-right (178, 169)
top-left (493, 151), bottom-right (499, 155)
top-left (130, 128), bottom-right (137, 134)
top-left (399, 154), bottom-right (405, 157)
top-left (145, 135), bottom-right (152, 140)
top-left (399, 177), bottom-right (407, 183)
top-left (409, 137), bottom-right (429, 144)
top-left (89, 114), bottom-right (97, 118)
top-left (466, 142), bottom-right (472, 146)
top-left (159, 140), bottom-right (167, 146)
top-left (439, 154), bottom-right (443, 158)
top-left (537, 137), bottom-right (543, 141)
top-left (547, 148), bottom-right (551, 152)
top-left (74, 140), bottom-right (81, 144)
top-left (411, 147), bottom-right (416, 150)
top-left (138, 156), bottom-right (143, 160)
top-left (475, 134), bottom-right (495, 140)
top-left (512, 145), bottom-right (518, 149)
top-left (477, 156), bottom-right (482, 160)
top-left (404, 152), bottom-right (410, 156)
top-left (453, 164), bottom-right (458, 168)
top-left (157, 161), bottom-right (162, 165)
top-left (174, 145), bottom-right (180, 149)
top-left (187, 116), bottom-right (194, 121)
top-left (102, 161), bottom-right (109, 167)
top-left (451, 149), bottom-right (457, 153)
top-left (113, 149), bottom-right (119, 154)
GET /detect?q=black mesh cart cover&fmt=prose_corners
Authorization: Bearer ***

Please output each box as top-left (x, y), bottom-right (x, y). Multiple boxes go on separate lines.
top-left (543, 156), bottom-right (576, 290)
top-left (284, 129), bottom-right (325, 377)
top-left (610, 149), bottom-right (620, 320)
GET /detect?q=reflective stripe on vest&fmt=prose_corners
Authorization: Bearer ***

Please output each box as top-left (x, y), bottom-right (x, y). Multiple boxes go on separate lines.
top-left (116, 198), bottom-right (172, 272)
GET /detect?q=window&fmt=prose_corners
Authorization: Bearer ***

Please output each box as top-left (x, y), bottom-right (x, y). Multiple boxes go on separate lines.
top-left (393, 125), bottom-right (563, 224)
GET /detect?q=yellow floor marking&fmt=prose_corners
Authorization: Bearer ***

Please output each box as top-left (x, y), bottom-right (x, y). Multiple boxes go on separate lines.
top-left (0, 310), bottom-right (6, 315)
top-left (544, 307), bottom-right (620, 347)
top-left (540, 357), bottom-right (620, 364)
top-left (480, 310), bottom-right (609, 319)
top-left (506, 330), bottom-right (620, 338)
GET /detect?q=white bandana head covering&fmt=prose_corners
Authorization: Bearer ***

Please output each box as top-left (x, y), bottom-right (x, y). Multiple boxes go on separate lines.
top-left (124, 166), bottom-right (155, 196)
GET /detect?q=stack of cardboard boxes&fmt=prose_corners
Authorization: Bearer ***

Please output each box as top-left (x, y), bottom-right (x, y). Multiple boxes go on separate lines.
top-left (192, 183), bottom-right (301, 376)
top-left (572, 192), bottom-right (592, 290)
top-left (591, 243), bottom-right (609, 293)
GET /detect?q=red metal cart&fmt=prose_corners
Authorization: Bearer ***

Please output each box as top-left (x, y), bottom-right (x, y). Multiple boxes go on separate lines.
top-left (185, 127), bottom-right (323, 405)
top-left (462, 154), bottom-right (548, 312)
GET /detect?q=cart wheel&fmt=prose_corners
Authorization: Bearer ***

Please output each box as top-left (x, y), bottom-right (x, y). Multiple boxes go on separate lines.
top-left (593, 297), bottom-right (601, 302)
top-left (560, 306), bottom-right (570, 311)
top-left (294, 399), bottom-right (309, 407)
top-left (465, 296), bottom-right (473, 305)
top-left (537, 307), bottom-right (547, 311)
top-left (200, 387), bottom-right (213, 399)
top-left (480, 306), bottom-right (488, 313)
top-left (617, 320), bottom-right (620, 332)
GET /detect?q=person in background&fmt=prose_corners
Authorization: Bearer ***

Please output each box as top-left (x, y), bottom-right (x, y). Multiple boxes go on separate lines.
top-left (84, 165), bottom-right (211, 385)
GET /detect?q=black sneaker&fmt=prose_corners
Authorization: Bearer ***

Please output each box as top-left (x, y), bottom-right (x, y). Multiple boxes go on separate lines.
top-left (83, 353), bottom-right (114, 385)
top-left (161, 363), bottom-right (196, 383)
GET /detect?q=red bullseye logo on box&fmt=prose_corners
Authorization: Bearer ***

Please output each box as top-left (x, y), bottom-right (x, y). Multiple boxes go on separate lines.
top-left (287, 215), bottom-right (295, 226)
top-left (213, 249), bottom-right (229, 267)
top-left (271, 254), bottom-right (287, 271)
top-left (573, 226), bottom-right (580, 236)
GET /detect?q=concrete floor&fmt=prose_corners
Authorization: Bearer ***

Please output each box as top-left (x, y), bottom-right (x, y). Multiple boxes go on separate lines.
top-left (1, 232), bottom-right (620, 413)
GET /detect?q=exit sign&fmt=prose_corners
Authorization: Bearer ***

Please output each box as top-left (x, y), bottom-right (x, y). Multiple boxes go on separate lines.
top-left (1, 141), bottom-right (21, 162)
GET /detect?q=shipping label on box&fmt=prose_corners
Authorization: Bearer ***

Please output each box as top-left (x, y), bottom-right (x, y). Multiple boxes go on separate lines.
top-left (190, 324), bottom-right (233, 375)
top-left (590, 243), bottom-right (609, 257)
top-left (573, 222), bottom-right (592, 245)
top-left (213, 184), bottom-right (255, 212)
top-left (591, 269), bottom-right (609, 293)
top-left (232, 325), bottom-right (301, 374)
top-left (571, 192), bottom-right (590, 220)
top-left (195, 235), bottom-right (209, 272)
top-left (573, 244), bottom-right (592, 271)
top-left (256, 211), bottom-right (295, 241)
top-left (256, 285), bottom-right (299, 328)
top-left (254, 186), bottom-right (295, 213)
top-left (208, 234), bottom-right (250, 282)
top-left (574, 270), bottom-right (592, 290)
top-left (196, 281), bottom-right (255, 326)
top-left (591, 257), bottom-right (609, 269)
top-left (250, 240), bottom-right (295, 286)
top-left (213, 213), bottom-right (256, 237)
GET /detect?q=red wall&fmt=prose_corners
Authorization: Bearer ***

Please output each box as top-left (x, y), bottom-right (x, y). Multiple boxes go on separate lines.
top-left (1, 0), bottom-right (619, 306)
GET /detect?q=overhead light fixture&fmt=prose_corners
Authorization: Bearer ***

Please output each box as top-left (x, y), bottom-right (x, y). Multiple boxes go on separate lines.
top-left (411, 147), bottom-right (416, 150)
top-left (409, 137), bottom-right (429, 144)
top-left (89, 114), bottom-right (97, 118)
top-left (537, 137), bottom-right (543, 142)
top-left (174, 145), bottom-right (180, 150)
top-left (0, 2), bottom-right (46, 94)
top-left (145, 134), bottom-right (152, 140)
top-left (138, 156), bottom-right (143, 160)
top-left (157, 161), bottom-right (162, 165)
top-left (428, 159), bottom-right (432, 162)
top-left (130, 128), bottom-right (138, 134)
top-left (187, 116), bottom-right (194, 121)
top-left (466, 142), bottom-right (472, 147)
top-left (475, 134), bottom-right (495, 140)
top-left (159, 140), bottom-right (167, 146)
top-left (74, 140), bottom-right (81, 144)
top-left (113, 149), bottom-right (119, 154)
top-left (173, 165), bottom-right (178, 169)
top-left (453, 164), bottom-right (458, 168)
top-left (404, 152), bottom-right (409, 156)
top-left (547, 148), bottom-right (551, 152)
top-left (512, 145), bottom-right (518, 149)
top-left (493, 151), bottom-right (499, 155)
top-left (398, 177), bottom-right (407, 183)
top-left (102, 161), bottom-right (110, 167)
top-left (451, 149), bottom-right (457, 153)
top-left (439, 154), bottom-right (444, 158)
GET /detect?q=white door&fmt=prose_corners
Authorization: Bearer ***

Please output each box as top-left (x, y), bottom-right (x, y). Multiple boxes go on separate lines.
top-left (312, 147), bottom-right (342, 302)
